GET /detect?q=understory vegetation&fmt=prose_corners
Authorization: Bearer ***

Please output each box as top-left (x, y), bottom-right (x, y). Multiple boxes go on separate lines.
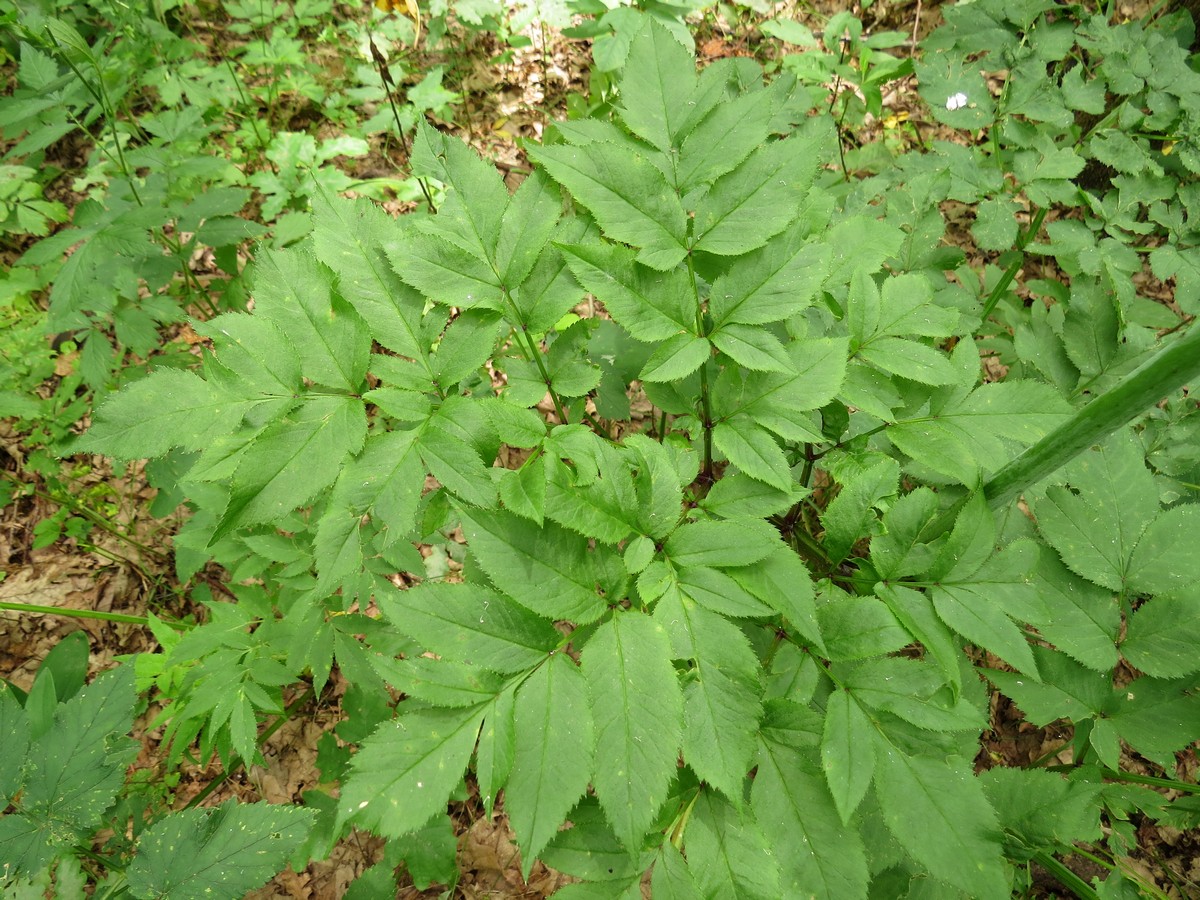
top-left (3, 0), bottom-right (1200, 897)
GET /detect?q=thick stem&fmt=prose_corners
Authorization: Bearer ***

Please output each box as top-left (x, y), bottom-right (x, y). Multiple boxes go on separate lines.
top-left (984, 320), bottom-right (1200, 509)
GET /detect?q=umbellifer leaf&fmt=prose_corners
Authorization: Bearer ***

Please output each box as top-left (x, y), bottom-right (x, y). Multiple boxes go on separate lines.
top-left (128, 800), bottom-right (315, 900)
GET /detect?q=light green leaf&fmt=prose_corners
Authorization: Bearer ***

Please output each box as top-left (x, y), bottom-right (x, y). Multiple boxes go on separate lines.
top-left (528, 142), bottom-right (688, 270)
top-left (1128, 505), bottom-right (1200, 597)
top-left (924, 492), bottom-right (993, 584)
top-left (617, 18), bottom-right (696, 152)
top-left (709, 234), bottom-right (831, 327)
top-left (127, 801), bottom-right (314, 900)
top-left (693, 123), bottom-right (833, 256)
top-left (888, 381), bottom-right (1073, 483)
top-left (640, 333), bottom-right (710, 382)
top-left (700, 471), bottom-right (800, 520)
top-left (873, 749), bottom-right (1009, 900)
top-left (821, 690), bottom-right (874, 824)
top-left (677, 565), bottom-right (774, 618)
top-left (985, 646), bottom-right (1111, 725)
top-left (411, 120), bottom-right (508, 264)
top-left (377, 582), bottom-right (559, 673)
top-left (1027, 553), bottom-right (1120, 672)
top-left (710, 323), bottom-right (794, 373)
top-left (310, 192), bottom-right (431, 364)
top-left (541, 797), bottom-right (652, 883)
top-left (0, 686), bottom-right (27, 803)
top-left (656, 595), bottom-right (761, 800)
top-left (213, 396), bottom-right (367, 543)
top-left (328, 427), bottom-right (425, 545)
top-left (374, 657), bottom-right (506, 709)
top-left (391, 227), bottom-right (504, 309)
top-left (871, 487), bottom-right (941, 581)
top-left (197, 314), bottom-right (302, 396)
top-left (815, 596), bottom-right (910, 661)
top-left (626, 434), bottom-right (685, 539)
top-left (582, 611), bottom-right (683, 850)
top-left (559, 241), bottom-right (694, 342)
top-left (753, 733), bottom-right (869, 898)
top-left (496, 169), bottom-right (562, 287)
top-left (846, 657), bottom-right (985, 732)
top-left (251, 246), bottom-right (370, 390)
top-left (712, 417), bottom-right (793, 492)
top-left (676, 88), bottom-right (774, 193)
top-left (507, 654), bottom-right (594, 877)
top-left (5, 668), bottom-right (138, 879)
top-left (1033, 431), bottom-right (1158, 592)
top-left (980, 768), bottom-right (1102, 852)
top-left (666, 519), bottom-right (780, 568)
top-left (1122, 592), bottom-right (1200, 677)
top-left (80, 369), bottom-right (255, 461)
top-left (499, 464), bottom-right (546, 525)
top-left (713, 337), bottom-right (849, 442)
top-left (1107, 673), bottom-right (1200, 763)
top-left (337, 706), bottom-right (484, 838)
top-left (857, 336), bottom-right (958, 385)
top-left (931, 541), bottom-right (1041, 677)
top-left (876, 584), bottom-right (963, 695)
top-left (686, 792), bottom-right (780, 900)
top-left (476, 686), bottom-right (516, 816)
top-left (459, 507), bottom-right (605, 623)
top-left (821, 457), bottom-right (900, 563)
top-left (419, 421), bottom-right (497, 510)
top-left (545, 453), bottom-right (639, 544)
top-left (729, 547), bottom-right (824, 651)
top-left (652, 842), bottom-right (703, 900)
top-left (972, 196), bottom-right (1020, 251)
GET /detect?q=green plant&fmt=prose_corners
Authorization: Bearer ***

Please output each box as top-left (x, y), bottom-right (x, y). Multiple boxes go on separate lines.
top-left (0, 631), bottom-right (313, 896)
top-left (76, 12), bottom-right (1200, 897)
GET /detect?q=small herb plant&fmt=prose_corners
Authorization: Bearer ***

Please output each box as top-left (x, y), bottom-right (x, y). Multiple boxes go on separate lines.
top-left (0, 631), bottom-right (313, 897)
top-left (67, 10), bottom-right (1200, 897)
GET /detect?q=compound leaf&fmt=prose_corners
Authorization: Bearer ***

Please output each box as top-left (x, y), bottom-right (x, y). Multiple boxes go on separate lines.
top-left (753, 731), bottom-right (869, 898)
top-left (213, 395), bottom-right (366, 543)
top-left (459, 507), bottom-right (605, 623)
top-left (656, 596), bottom-right (761, 800)
top-left (873, 749), bottom-right (1009, 900)
top-left (693, 124), bottom-right (832, 256)
top-left (127, 801), bottom-right (315, 900)
top-left (686, 792), bottom-right (780, 900)
top-left (617, 18), bottom-right (696, 152)
top-left (337, 706), bottom-right (484, 838)
top-left (377, 581), bottom-right (560, 674)
top-left (80, 369), bottom-right (254, 461)
top-left (821, 689), bottom-right (875, 824)
top-left (507, 654), bottom-right (594, 878)
top-left (310, 192), bottom-right (431, 365)
top-left (559, 241), bottom-right (694, 342)
top-left (582, 611), bottom-right (683, 850)
top-left (528, 142), bottom-right (688, 270)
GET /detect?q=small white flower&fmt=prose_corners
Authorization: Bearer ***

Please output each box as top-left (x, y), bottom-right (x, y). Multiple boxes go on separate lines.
top-left (945, 91), bottom-right (969, 111)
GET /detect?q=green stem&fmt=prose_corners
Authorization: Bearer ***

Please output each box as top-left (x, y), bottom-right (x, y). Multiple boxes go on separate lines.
top-left (978, 206), bottom-right (1047, 323)
top-left (0, 600), bottom-right (185, 628)
top-left (1032, 850), bottom-right (1102, 900)
top-left (1044, 765), bottom-right (1200, 793)
top-left (984, 320), bottom-right (1200, 509)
